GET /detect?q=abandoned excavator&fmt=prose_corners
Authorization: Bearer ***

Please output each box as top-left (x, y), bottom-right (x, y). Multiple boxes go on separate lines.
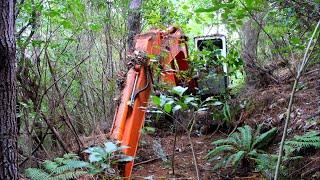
top-left (109, 26), bottom-right (227, 178)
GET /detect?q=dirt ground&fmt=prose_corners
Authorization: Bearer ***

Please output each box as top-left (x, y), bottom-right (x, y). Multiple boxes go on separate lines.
top-left (130, 68), bottom-right (319, 179)
top-left (132, 134), bottom-right (217, 179)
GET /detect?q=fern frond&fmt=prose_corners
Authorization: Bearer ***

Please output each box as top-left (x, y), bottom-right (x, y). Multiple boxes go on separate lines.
top-left (54, 157), bottom-right (65, 164)
top-left (43, 160), bottom-right (59, 173)
top-left (62, 153), bottom-right (79, 160)
top-left (206, 145), bottom-right (235, 159)
top-left (25, 168), bottom-right (50, 180)
top-left (285, 131), bottom-right (320, 155)
top-left (238, 125), bottom-right (252, 150)
top-left (229, 132), bottom-right (241, 145)
top-left (286, 141), bottom-right (320, 149)
top-left (213, 157), bottom-right (228, 170)
top-left (52, 160), bottom-right (89, 174)
top-left (51, 170), bottom-right (87, 180)
top-left (211, 138), bottom-right (236, 146)
top-left (253, 127), bottom-right (277, 149)
top-left (226, 150), bottom-right (245, 167)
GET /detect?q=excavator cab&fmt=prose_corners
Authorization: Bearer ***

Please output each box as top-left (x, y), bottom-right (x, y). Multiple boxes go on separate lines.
top-left (194, 34), bottom-right (228, 95)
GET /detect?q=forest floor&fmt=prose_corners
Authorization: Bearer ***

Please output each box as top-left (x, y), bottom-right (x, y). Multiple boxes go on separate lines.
top-left (130, 68), bottom-right (319, 179)
top-left (78, 68), bottom-right (319, 179)
top-left (133, 134), bottom-right (262, 179)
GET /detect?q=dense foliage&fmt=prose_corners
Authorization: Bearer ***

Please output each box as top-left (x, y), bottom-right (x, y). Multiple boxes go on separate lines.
top-left (12, 0), bottom-right (320, 179)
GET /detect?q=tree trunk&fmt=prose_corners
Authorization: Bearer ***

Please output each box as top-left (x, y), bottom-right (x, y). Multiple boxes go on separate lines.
top-left (0, 0), bottom-right (18, 179)
top-left (241, 17), bottom-right (262, 86)
top-left (241, 14), bottom-right (273, 87)
top-left (127, 0), bottom-right (142, 51)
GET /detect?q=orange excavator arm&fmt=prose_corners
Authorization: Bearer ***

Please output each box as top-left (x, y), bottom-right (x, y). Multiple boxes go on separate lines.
top-left (109, 27), bottom-right (190, 178)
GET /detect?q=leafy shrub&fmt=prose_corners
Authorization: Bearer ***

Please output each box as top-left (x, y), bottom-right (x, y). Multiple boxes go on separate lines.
top-left (151, 86), bottom-right (199, 114)
top-left (84, 141), bottom-right (133, 175)
top-left (206, 125), bottom-right (277, 171)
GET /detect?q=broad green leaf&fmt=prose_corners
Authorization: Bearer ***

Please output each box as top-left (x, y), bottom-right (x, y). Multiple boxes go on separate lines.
top-left (172, 86), bottom-right (188, 97)
top-left (164, 103), bottom-right (172, 113)
top-left (151, 95), bottom-right (161, 106)
top-left (160, 94), bottom-right (167, 106)
top-left (104, 142), bottom-right (118, 153)
top-left (173, 105), bottom-right (182, 112)
top-left (213, 101), bottom-right (223, 106)
top-left (184, 96), bottom-right (195, 104)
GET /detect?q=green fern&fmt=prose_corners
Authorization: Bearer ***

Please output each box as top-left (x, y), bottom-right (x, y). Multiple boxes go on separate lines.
top-left (25, 168), bottom-right (50, 180)
top-left (51, 171), bottom-right (87, 180)
top-left (253, 131), bottom-right (319, 179)
top-left (52, 160), bottom-right (89, 174)
top-left (25, 154), bottom-right (88, 180)
top-left (25, 141), bottom-right (131, 179)
top-left (207, 125), bottom-right (277, 171)
top-left (285, 131), bottom-right (320, 155)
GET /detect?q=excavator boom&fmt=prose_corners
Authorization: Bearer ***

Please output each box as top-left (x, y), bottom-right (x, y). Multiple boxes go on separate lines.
top-left (109, 27), bottom-right (189, 178)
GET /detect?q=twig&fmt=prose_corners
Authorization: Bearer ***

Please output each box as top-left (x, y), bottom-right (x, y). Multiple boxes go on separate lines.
top-left (19, 128), bottom-right (49, 166)
top-left (133, 150), bottom-right (185, 167)
top-left (304, 68), bottom-right (319, 75)
top-left (164, 112), bottom-right (200, 180)
top-left (288, 157), bottom-right (320, 177)
top-left (274, 19), bottom-right (320, 180)
top-left (229, 111), bottom-right (244, 136)
top-left (188, 115), bottom-right (200, 180)
top-left (171, 119), bottom-right (178, 175)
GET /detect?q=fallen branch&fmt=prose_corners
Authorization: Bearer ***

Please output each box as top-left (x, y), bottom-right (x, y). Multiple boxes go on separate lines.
top-left (133, 149), bottom-right (185, 167)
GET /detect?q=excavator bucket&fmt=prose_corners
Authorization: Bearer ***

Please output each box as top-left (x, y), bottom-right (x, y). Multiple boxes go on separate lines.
top-left (109, 27), bottom-right (190, 178)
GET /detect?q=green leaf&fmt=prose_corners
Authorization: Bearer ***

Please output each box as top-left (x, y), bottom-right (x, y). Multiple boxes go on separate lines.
top-left (61, 20), bottom-right (73, 29)
top-left (89, 23), bottom-right (102, 31)
top-left (238, 125), bottom-right (253, 151)
top-left (172, 86), bottom-right (188, 97)
top-left (195, 7), bottom-right (219, 13)
top-left (184, 96), bottom-right (195, 104)
top-left (212, 138), bottom-right (235, 145)
top-left (226, 150), bottom-right (245, 167)
top-left (160, 94), bottom-right (167, 106)
top-left (152, 95), bottom-right (161, 106)
top-left (213, 101), bottom-right (223, 106)
top-left (173, 105), bottom-right (182, 112)
top-left (164, 103), bottom-right (172, 113)
top-left (143, 126), bottom-right (156, 134)
top-left (104, 142), bottom-right (118, 153)
top-left (84, 147), bottom-right (105, 162)
top-left (206, 145), bottom-right (234, 158)
top-left (253, 127), bottom-right (277, 149)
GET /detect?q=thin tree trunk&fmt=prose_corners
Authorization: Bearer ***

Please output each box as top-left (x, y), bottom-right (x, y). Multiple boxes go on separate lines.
top-left (127, 0), bottom-right (142, 51)
top-left (0, 0), bottom-right (18, 179)
top-left (241, 17), bottom-right (262, 86)
top-left (241, 13), bottom-right (275, 87)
